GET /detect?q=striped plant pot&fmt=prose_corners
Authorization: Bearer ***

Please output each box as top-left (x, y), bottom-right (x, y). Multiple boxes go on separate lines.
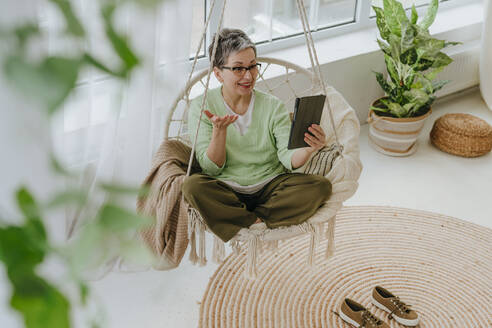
top-left (368, 100), bottom-right (432, 157)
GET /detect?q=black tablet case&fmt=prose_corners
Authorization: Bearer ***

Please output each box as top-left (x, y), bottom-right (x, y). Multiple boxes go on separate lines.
top-left (288, 94), bottom-right (326, 149)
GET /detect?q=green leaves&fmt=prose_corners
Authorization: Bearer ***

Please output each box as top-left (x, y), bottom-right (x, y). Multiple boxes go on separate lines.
top-left (373, 0), bottom-right (457, 118)
top-left (101, 3), bottom-right (140, 78)
top-left (100, 183), bottom-right (150, 198)
top-left (383, 54), bottom-right (399, 85)
top-left (431, 52), bottom-right (453, 68)
top-left (400, 21), bottom-right (414, 54)
top-left (99, 204), bottom-right (150, 232)
top-left (4, 56), bottom-right (82, 115)
top-left (10, 277), bottom-right (70, 328)
top-left (373, 6), bottom-right (391, 41)
top-left (411, 5), bottom-right (418, 25)
top-left (416, 38), bottom-right (445, 59)
top-left (3, 0), bottom-right (142, 117)
top-left (0, 188), bottom-right (71, 328)
top-left (374, 71), bottom-right (393, 95)
top-left (383, 0), bottom-right (408, 37)
top-left (419, 0), bottom-right (439, 30)
top-left (431, 79), bottom-right (450, 92)
top-left (48, 0), bottom-right (85, 37)
top-left (17, 188), bottom-right (42, 222)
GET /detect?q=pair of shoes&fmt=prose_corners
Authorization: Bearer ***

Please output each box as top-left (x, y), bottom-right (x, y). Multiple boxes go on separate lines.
top-left (337, 286), bottom-right (420, 327)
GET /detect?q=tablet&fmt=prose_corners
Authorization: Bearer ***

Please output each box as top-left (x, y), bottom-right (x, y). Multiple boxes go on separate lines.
top-left (287, 94), bottom-right (326, 149)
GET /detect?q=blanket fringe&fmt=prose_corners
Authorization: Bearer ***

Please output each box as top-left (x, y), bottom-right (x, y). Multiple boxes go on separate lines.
top-left (188, 207), bottom-right (207, 266)
top-left (188, 208), bottom-right (198, 264)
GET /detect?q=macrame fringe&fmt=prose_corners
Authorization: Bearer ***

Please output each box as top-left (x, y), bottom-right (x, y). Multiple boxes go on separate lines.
top-left (212, 235), bottom-right (225, 263)
top-left (325, 217), bottom-right (336, 258)
top-left (307, 223), bottom-right (323, 267)
top-left (245, 234), bottom-right (260, 279)
top-left (230, 239), bottom-right (242, 255)
top-left (189, 210), bottom-right (337, 276)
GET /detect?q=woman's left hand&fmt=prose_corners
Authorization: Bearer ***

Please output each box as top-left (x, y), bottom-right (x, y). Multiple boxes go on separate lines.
top-left (304, 124), bottom-right (326, 153)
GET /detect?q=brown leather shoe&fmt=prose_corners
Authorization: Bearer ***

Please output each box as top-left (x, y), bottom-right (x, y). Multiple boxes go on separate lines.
top-left (372, 286), bottom-right (419, 326)
top-left (340, 298), bottom-right (389, 327)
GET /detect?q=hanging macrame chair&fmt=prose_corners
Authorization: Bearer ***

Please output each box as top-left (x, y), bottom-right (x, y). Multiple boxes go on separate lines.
top-left (164, 0), bottom-right (362, 278)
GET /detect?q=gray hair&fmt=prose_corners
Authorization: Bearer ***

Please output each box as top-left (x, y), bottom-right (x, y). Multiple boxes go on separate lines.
top-left (208, 28), bottom-right (257, 68)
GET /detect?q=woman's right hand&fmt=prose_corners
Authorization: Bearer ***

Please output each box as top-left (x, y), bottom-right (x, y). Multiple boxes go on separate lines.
top-left (204, 110), bottom-right (238, 131)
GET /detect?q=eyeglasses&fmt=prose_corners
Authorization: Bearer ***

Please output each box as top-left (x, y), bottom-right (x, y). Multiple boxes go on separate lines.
top-left (221, 63), bottom-right (261, 76)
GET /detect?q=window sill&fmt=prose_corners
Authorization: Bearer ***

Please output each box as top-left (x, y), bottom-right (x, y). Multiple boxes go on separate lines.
top-left (261, 1), bottom-right (484, 71)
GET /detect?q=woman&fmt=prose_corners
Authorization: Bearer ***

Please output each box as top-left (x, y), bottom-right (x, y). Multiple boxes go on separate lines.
top-left (182, 28), bottom-right (331, 242)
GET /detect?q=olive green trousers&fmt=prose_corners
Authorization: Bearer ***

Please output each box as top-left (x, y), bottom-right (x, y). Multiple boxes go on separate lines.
top-left (182, 173), bottom-right (332, 242)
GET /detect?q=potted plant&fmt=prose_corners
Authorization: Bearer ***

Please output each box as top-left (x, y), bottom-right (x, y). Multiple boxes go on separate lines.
top-left (368, 0), bottom-right (459, 156)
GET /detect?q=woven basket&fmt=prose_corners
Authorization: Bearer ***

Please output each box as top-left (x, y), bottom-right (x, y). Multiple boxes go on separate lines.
top-left (430, 113), bottom-right (492, 157)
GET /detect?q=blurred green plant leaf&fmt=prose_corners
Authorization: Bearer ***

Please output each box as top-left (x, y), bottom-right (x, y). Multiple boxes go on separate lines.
top-left (0, 189), bottom-right (71, 328)
top-left (100, 182), bottom-right (150, 198)
top-left (17, 187), bottom-right (41, 221)
top-left (79, 282), bottom-right (89, 306)
top-left (50, 153), bottom-right (78, 178)
top-left (10, 275), bottom-right (71, 328)
top-left (98, 204), bottom-right (151, 232)
top-left (101, 3), bottom-right (139, 78)
top-left (4, 56), bottom-right (82, 115)
top-left (13, 24), bottom-right (40, 49)
top-left (45, 189), bottom-right (89, 209)
top-left (48, 0), bottom-right (85, 37)
top-left (83, 53), bottom-right (118, 76)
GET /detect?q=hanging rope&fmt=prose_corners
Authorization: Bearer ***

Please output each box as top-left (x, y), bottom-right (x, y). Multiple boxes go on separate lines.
top-left (294, 0), bottom-right (319, 89)
top-left (186, 0), bottom-right (219, 93)
top-left (186, 0), bottom-right (228, 177)
top-left (295, 0), bottom-right (342, 149)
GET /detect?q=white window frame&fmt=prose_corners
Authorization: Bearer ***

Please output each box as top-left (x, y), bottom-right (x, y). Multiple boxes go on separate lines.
top-left (192, 0), bottom-right (481, 69)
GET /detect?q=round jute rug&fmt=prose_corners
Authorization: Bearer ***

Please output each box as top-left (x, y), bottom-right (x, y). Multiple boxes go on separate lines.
top-left (199, 206), bottom-right (492, 328)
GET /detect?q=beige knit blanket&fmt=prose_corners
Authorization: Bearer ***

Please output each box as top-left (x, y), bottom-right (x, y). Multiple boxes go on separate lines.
top-left (137, 139), bottom-right (200, 270)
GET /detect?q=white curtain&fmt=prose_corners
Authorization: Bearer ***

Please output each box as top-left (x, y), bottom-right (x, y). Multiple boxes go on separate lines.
top-left (44, 0), bottom-right (193, 241)
top-left (480, 0), bottom-right (492, 110)
top-left (0, 0), bottom-right (194, 271)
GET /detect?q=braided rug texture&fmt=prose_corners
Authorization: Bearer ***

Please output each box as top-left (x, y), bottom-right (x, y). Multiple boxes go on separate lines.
top-left (199, 206), bottom-right (492, 328)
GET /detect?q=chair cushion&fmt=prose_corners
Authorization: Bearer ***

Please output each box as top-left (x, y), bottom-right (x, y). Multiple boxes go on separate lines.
top-left (430, 113), bottom-right (492, 157)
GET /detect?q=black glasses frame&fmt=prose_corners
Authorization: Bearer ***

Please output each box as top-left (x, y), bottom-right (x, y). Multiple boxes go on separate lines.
top-left (221, 63), bottom-right (262, 75)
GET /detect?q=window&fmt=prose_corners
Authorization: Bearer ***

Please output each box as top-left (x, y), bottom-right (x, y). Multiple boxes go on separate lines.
top-left (370, 0), bottom-right (452, 17)
top-left (190, 0), bottom-right (477, 63)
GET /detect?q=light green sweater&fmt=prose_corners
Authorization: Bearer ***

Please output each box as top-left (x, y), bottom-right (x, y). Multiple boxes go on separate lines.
top-left (188, 87), bottom-right (296, 186)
